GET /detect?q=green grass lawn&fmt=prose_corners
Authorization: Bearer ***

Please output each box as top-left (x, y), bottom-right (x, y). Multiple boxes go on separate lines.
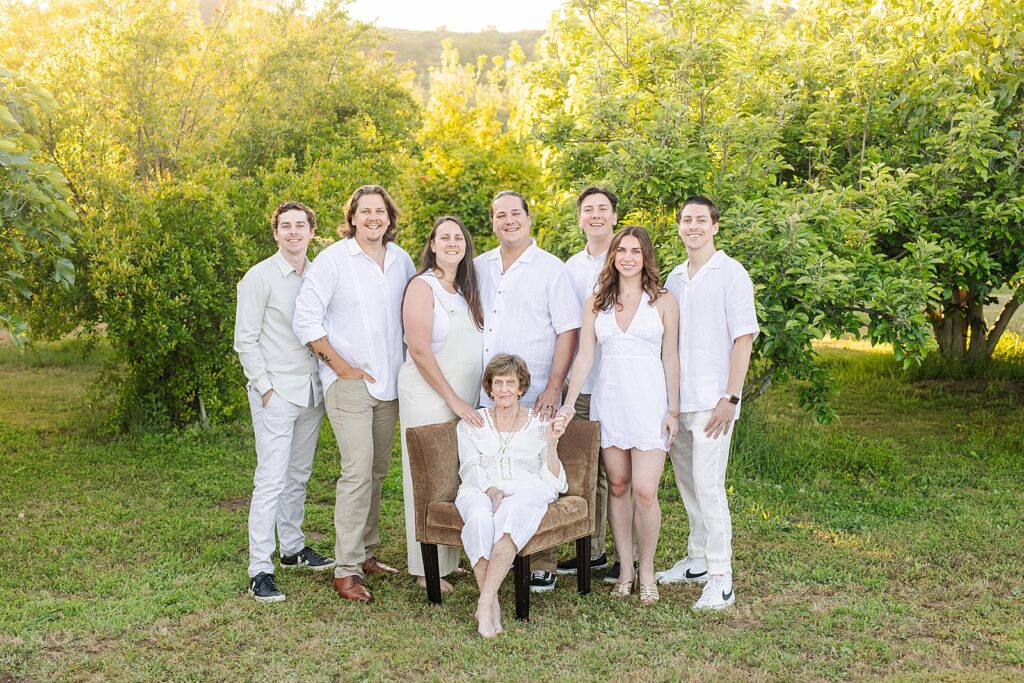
top-left (1, 340), bottom-right (1022, 682)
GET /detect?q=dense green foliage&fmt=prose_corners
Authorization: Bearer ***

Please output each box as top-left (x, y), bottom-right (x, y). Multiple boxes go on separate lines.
top-left (780, 0), bottom-right (1024, 364)
top-left (0, 67), bottom-right (76, 344)
top-left (399, 42), bottom-right (543, 253)
top-left (525, 0), bottom-right (941, 418)
top-left (1, 0), bottom-right (417, 425)
top-left (1, 0), bottom-right (1021, 426)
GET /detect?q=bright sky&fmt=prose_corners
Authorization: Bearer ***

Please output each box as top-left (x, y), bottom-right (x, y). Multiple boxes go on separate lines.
top-left (344, 0), bottom-right (564, 32)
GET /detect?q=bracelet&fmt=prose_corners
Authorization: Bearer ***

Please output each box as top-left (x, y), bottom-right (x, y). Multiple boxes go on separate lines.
top-left (668, 410), bottom-right (680, 418)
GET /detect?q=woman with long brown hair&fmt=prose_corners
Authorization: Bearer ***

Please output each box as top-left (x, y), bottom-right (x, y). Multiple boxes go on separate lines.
top-left (561, 226), bottom-right (680, 605)
top-left (398, 215), bottom-right (485, 593)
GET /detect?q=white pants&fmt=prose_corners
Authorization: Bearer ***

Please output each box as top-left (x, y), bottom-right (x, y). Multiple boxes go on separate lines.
top-left (247, 386), bottom-right (325, 577)
top-left (455, 481), bottom-right (557, 566)
top-left (668, 410), bottom-right (734, 575)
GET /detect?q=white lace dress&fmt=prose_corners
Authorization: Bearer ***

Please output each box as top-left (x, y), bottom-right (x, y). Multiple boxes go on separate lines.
top-left (591, 291), bottom-right (669, 452)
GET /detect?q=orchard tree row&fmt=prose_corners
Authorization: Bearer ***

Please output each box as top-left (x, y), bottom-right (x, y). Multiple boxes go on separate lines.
top-left (1, 0), bottom-right (1021, 427)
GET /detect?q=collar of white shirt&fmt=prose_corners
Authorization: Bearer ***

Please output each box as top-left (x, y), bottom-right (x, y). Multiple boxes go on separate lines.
top-left (272, 250), bottom-right (309, 277)
top-left (346, 237), bottom-right (398, 270)
top-left (678, 249), bottom-right (726, 282)
top-left (486, 239), bottom-right (539, 268)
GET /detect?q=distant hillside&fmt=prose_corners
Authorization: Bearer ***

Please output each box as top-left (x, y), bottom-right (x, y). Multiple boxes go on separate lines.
top-left (378, 27), bottom-right (545, 88)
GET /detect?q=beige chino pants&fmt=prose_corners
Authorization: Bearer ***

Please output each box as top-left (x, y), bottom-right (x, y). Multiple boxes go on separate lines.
top-left (326, 378), bottom-right (399, 579)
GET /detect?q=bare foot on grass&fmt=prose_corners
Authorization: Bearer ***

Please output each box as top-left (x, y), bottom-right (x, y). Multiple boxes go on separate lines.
top-left (475, 602), bottom-right (497, 638)
top-left (492, 600), bottom-right (503, 634)
top-left (416, 575), bottom-right (454, 593)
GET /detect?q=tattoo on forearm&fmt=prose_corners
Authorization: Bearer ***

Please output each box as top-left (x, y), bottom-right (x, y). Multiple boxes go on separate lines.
top-left (307, 337), bottom-right (331, 364)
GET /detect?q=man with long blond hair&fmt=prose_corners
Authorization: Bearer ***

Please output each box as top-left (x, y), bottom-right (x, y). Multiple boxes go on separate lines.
top-left (293, 185), bottom-right (416, 603)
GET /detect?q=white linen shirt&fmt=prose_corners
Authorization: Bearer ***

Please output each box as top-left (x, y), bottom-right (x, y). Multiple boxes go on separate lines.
top-left (475, 241), bottom-right (582, 407)
top-left (564, 246), bottom-right (607, 396)
top-left (292, 239), bottom-right (415, 400)
top-left (234, 251), bottom-right (323, 407)
top-left (665, 250), bottom-right (760, 416)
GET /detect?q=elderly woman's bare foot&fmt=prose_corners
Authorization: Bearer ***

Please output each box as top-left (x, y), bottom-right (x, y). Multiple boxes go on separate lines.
top-left (416, 575), bottom-right (454, 593)
top-left (492, 601), bottom-right (503, 634)
top-left (475, 604), bottom-right (497, 638)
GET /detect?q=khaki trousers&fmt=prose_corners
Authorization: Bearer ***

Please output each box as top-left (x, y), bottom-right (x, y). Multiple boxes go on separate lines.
top-left (326, 379), bottom-right (399, 578)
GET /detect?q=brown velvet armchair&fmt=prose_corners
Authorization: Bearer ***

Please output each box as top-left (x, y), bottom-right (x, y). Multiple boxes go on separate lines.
top-left (404, 419), bottom-right (601, 621)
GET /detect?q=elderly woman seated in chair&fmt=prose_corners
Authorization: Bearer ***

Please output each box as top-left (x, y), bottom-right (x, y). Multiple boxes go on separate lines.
top-left (456, 353), bottom-right (569, 637)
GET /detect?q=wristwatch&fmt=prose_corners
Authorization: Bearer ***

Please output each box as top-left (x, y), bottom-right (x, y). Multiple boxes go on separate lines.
top-left (723, 394), bottom-right (740, 405)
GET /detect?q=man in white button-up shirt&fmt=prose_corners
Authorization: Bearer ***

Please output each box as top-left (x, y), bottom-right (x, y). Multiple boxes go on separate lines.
top-left (476, 189), bottom-right (582, 591)
top-left (234, 202), bottom-right (334, 603)
top-left (658, 196), bottom-right (759, 612)
top-left (292, 186), bottom-right (416, 603)
top-left (557, 187), bottom-right (618, 579)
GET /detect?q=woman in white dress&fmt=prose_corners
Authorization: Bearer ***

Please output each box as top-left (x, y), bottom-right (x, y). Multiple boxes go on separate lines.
top-left (456, 353), bottom-right (569, 637)
top-left (562, 226), bottom-right (679, 605)
top-left (399, 215), bottom-right (485, 593)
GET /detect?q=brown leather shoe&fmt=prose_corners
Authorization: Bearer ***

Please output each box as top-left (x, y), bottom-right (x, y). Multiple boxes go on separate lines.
top-left (333, 575), bottom-right (372, 602)
top-left (361, 556), bottom-right (400, 576)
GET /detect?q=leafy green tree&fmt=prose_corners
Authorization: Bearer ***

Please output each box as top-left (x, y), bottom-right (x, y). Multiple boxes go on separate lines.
top-left (0, 0), bottom-right (419, 427)
top-left (778, 0), bottom-right (1024, 365)
top-left (522, 0), bottom-right (939, 419)
top-left (400, 41), bottom-right (542, 253)
top-left (0, 66), bottom-right (77, 344)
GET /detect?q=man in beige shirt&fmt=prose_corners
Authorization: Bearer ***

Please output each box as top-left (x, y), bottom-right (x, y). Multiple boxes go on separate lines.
top-left (234, 201), bottom-right (334, 603)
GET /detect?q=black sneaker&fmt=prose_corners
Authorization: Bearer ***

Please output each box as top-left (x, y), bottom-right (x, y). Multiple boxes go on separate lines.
top-left (249, 572), bottom-right (285, 602)
top-left (280, 546), bottom-right (335, 572)
top-left (529, 570), bottom-right (557, 593)
top-left (556, 552), bottom-right (610, 575)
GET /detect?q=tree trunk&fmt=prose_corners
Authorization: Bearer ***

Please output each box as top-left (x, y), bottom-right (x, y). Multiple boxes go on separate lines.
top-left (930, 287), bottom-right (1022, 365)
top-left (928, 289), bottom-right (967, 361)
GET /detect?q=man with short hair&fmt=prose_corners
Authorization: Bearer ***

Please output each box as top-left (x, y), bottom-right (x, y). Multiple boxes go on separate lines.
top-left (476, 189), bottom-right (582, 592)
top-left (658, 195), bottom-right (759, 610)
top-left (555, 186), bottom-right (617, 580)
top-left (235, 201), bottom-right (334, 603)
top-left (293, 185), bottom-right (416, 603)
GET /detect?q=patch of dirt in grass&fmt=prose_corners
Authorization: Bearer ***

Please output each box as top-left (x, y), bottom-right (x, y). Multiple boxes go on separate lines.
top-left (215, 495), bottom-right (249, 512)
top-left (912, 378), bottom-right (1024, 401)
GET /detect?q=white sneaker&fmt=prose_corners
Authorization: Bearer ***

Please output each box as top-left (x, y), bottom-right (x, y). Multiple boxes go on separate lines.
top-left (656, 557), bottom-right (709, 584)
top-left (692, 576), bottom-right (735, 611)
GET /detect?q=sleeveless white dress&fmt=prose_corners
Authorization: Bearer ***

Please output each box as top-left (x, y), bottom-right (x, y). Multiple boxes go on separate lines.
top-left (591, 291), bottom-right (669, 452)
top-left (398, 273), bottom-right (484, 576)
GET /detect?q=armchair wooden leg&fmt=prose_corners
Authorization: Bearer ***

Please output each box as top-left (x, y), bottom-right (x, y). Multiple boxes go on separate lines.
top-left (576, 536), bottom-right (592, 595)
top-left (513, 554), bottom-right (531, 621)
top-left (420, 543), bottom-right (442, 605)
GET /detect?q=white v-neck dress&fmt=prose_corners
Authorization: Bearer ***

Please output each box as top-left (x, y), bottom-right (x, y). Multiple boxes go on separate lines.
top-left (591, 291), bottom-right (669, 452)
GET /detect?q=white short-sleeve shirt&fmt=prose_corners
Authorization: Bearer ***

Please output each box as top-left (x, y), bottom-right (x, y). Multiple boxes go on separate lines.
top-left (665, 250), bottom-right (759, 416)
top-left (564, 246), bottom-right (606, 396)
top-left (292, 239), bottom-right (415, 400)
top-left (475, 240), bottom-right (582, 407)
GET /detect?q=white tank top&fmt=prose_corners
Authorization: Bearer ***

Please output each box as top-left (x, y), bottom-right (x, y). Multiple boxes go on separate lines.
top-left (416, 273), bottom-right (470, 353)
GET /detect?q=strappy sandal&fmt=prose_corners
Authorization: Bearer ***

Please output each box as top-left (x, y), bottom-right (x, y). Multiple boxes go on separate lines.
top-left (610, 581), bottom-right (633, 599)
top-left (639, 583), bottom-right (659, 605)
